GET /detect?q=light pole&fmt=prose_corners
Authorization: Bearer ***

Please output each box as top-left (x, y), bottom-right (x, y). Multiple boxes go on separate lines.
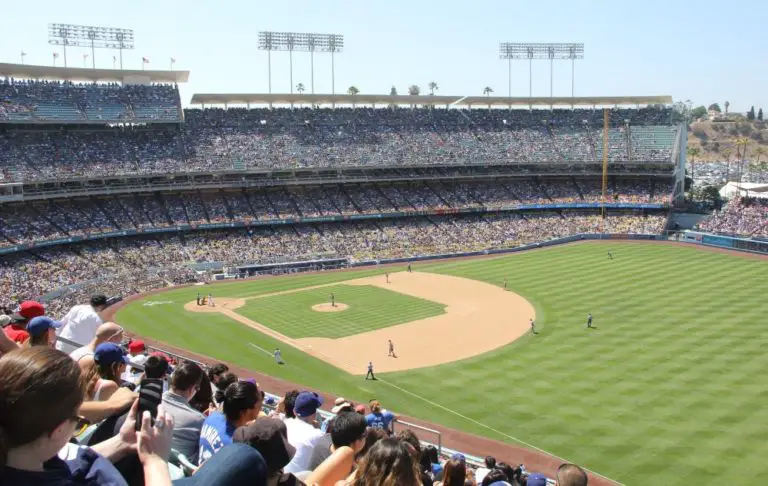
top-left (499, 42), bottom-right (584, 105)
top-left (49, 24), bottom-right (134, 70)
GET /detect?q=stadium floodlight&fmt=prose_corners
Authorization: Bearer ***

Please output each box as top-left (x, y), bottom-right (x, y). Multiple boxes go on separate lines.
top-left (499, 42), bottom-right (584, 102)
top-left (48, 23), bottom-right (134, 69)
top-left (258, 31), bottom-right (344, 96)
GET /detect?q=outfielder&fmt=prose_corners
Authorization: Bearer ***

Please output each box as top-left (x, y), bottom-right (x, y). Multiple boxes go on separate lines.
top-left (586, 313), bottom-right (593, 328)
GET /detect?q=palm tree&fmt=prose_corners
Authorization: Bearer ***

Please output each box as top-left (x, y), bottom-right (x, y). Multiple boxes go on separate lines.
top-left (296, 82), bottom-right (305, 94)
top-left (687, 147), bottom-right (700, 187)
top-left (427, 81), bottom-right (438, 95)
top-left (754, 147), bottom-right (766, 182)
top-left (724, 101), bottom-right (730, 115)
top-left (722, 148), bottom-right (732, 183)
top-left (483, 86), bottom-right (493, 96)
top-left (347, 86), bottom-right (359, 107)
top-left (735, 137), bottom-right (750, 184)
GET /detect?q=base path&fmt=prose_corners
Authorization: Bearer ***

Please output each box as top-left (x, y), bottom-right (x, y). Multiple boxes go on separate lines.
top-left (299, 271), bottom-right (534, 374)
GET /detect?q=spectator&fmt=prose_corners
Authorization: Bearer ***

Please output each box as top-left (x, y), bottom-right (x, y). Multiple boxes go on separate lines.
top-left (422, 444), bottom-right (443, 481)
top-left (365, 399), bottom-right (398, 433)
top-left (481, 469), bottom-right (510, 486)
top-left (527, 473), bottom-right (549, 486)
top-left (0, 315), bottom-right (19, 355)
top-left (26, 316), bottom-right (62, 347)
top-left (198, 380), bottom-right (263, 465)
top-left (342, 437), bottom-right (421, 485)
top-left (127, 339), bottom-right (148, 369)
top-left (212, 371), bottom-right (239, 406)
top-left (143, 354), bottom-right (171, 380)
top-left (3, 301), bottom-right (45, 345)
top-left (70, 322), bottom-right (124, 372)
top-left (162, 361), bottom-right (206, 464)
top-left (307, 410), bottom-right (367, 472)
top-left (283, 391), bottom-right (325, 473)
top-left (475, 456), bottom-right (496, 484)
top-left (188, 371), bottom-right (214, 415)
top-left (397, 429), bottom-right (433, 486)
top-left (436, 457), bottom-right (466, 486)
top-left (0, 347), bottom-right (174, 485)
top-left (57, 294), bottom-right (108, 354)
top-left (92, 342), bottom-right (130, 401)
top-left (355, 427), bottom-right (388, 462)
top-left (556, 463), bottom-right (588, 486)
top-left (233, 418), bottom-right (302, 486)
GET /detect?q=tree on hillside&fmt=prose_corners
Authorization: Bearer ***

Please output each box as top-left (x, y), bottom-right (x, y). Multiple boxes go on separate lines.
top-left (691, 105), bottom-right (707, 119)
top-left (759, 108), bottom-right (764, 121)
top-left (708, 103), bottom-right (722, 113)
top-left (427, 81), bottom-right (439, 95)
top-left (735, 137), bottom-right (750, 183)
top-left (747, 106), bottom-right (756, 120)
top-left (408, 85), bottom-right (421, 96)
top-left (725, 101), bottom-right (730, 114)
top-left (347, 86), bottom-right (359, 107)
top-left (700, 185), bottom-right (722, 210)
top-left (687, 147), bottom-right (701, 186)
top-left (390, 86), bottom-right (398, 96)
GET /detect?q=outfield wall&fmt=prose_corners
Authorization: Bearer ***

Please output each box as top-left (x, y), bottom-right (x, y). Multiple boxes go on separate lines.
top-left (679, 231), bottom-right (768, 255)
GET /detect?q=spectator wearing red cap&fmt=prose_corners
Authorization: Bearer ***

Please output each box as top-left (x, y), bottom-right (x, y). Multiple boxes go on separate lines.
top-left (3, 301), bottom-right (45, 345)
top-left (56, 295), bottom-right (108, 354)
top-left (126, 339), bottom-right (148, 373)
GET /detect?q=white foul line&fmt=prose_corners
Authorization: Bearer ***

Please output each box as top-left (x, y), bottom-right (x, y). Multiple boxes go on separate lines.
top-left (248, 342), bottom-right (274, 357)
top-left (377, 377), bottom-right (624, 486)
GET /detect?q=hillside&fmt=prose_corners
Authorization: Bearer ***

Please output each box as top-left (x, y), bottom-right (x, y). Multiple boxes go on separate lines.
top-left (687, 117), bottom-right (768, 162)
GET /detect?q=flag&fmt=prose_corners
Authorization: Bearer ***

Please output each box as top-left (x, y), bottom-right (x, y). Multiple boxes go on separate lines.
top-left (21, 51), bottom-right (27, 56)
top-left (53, 53), bottom-right (59, 58)
top-left (142, 57), bottom-right (150, 64)
top-left (170, 57), bottom-right (176, 63)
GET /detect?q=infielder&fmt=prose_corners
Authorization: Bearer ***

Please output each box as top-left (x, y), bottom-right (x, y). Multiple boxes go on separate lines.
top-left (407, 263), bottom-right (412, 273)
top-left (330, 293), bottom-right (335, 307)
top-left (365, 361), bottom-right (376, 380)
top-left (274, 348), bottom-right (284, 365)
top-left (388, 339), bottom-right (396, 357)
top-left (503, 278), bottom-right (508, 290)
top-left (385, 272), bottom-right (390, 284)
top-left (208, 293), bottom-right (215, 307)
top-left (530, 318), bottom-right (536, 334)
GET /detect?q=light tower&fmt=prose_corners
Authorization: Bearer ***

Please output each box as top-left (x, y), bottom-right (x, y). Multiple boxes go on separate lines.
top-left (48, 23), bottom-right (134, 69)
top-left (258, 32), bottom-right (344, 95)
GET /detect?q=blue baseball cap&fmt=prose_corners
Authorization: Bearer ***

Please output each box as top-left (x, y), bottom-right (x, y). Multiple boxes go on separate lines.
top-left (294, 391), bottom-right (324, 417)
top-left (94, 343), bottom-right (129, 366)
top-left (525, 473), bottom-right (548, 486)
top-left (26, 316), bottom-right (62, 336)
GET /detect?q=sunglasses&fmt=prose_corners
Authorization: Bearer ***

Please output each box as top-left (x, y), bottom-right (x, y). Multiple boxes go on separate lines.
top-left (70, 415), bottom-right (91, 437)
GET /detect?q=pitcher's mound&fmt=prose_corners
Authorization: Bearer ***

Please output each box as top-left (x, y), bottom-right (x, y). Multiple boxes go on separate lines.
top-left (184, 298), bottom-right (246, 313)
top-left (312, 303), bottom-right (349, 313)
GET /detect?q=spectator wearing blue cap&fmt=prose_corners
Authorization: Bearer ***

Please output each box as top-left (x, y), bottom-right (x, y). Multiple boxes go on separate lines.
top-left (283, 391), bottom-right (325, 474)
top-left (92, 342), bottom-right (130, 402)
top-left (526, 472), bottom-right (549, 486)
top-left (26, 316), bottom-right (62, 348)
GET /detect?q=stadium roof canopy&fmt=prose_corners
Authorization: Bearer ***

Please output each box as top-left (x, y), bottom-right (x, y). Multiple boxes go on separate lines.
top-left (190, 93), bottom-right (672, 107)
top-left (0, 62), bottom-right (189, 83)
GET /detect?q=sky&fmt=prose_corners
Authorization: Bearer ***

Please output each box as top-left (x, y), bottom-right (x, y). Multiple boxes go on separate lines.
top-left (1, 0), bottom-right (765, 111)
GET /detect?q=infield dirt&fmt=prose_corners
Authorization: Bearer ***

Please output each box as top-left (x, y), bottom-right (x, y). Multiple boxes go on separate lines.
top-left (184, 271), bottom-right (535, 375)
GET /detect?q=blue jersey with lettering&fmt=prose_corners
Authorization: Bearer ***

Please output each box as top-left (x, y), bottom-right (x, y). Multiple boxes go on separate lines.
top-left (198, 412), bottom-right (235, 465)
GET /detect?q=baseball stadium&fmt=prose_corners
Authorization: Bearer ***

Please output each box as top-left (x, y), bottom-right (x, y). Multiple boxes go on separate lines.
top-left (1, 26), bottom-right (768, 486)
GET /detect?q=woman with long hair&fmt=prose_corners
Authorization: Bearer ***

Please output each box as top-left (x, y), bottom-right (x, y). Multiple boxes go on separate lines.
top-left (344, 437), bottom-right (422, 486)
top-left (198, 380), bottom-right (263, 466)
top-left (92, 342), bottom-right (131, 401)
top-left (434, 458), bottom-right (466, 486)
top-left (0, 347), bottom-right (173, 485)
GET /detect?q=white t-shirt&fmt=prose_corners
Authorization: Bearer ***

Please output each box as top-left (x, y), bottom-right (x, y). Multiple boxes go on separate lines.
top-left (56, 304), bottom-right (103, 354)
top-left (69, 345), bottom-right (95, 363)
top-left (283, 418), bottom-right (326, 473)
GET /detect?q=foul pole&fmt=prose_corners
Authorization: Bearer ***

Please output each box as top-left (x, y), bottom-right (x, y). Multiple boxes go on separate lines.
top-left (602, 109), bottom-right (609, 221)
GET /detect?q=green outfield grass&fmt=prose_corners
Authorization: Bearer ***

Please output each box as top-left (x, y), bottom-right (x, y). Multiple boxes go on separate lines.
top-left (237, 284), bottom-right (445, 339)
top-left (117, 243), bottom-right (768, 485)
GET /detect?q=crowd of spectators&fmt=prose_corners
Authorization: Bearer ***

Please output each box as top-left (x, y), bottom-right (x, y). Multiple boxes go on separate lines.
top-left (0, 78), bottom-right (180, 124)
top-left (0, 180), bottom-right (672, 246)
top-left (696, 197), bottom-right (768, 238)
top-left (0, 330), bottom-right (593, 485)
top-left (0, 212), bottom-right (667, 317)
top-left (1, 100), bottom-right (676, 180)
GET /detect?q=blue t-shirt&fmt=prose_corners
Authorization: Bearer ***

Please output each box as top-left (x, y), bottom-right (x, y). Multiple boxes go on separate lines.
top-left (365, 411), bottom-right (395, 430)
top-left (198, 411), bottom-right (236, 465)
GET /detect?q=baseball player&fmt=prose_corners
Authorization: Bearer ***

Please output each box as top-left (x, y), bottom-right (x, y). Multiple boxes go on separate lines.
top-left (365, 361), bottom-right (376, 380)
top-left (330, 293), bottom-right (335, 307)
top-left (196, 292), bottom-right (201, 306)
top-left (586, 313), bottom-right (593, 328)
top-left (530, 318), bottom-right (536, 334)
top-left (385, 272), bottom-right (390, 284)
top-left (407, 263), bottom-right (412, 273)
top-left (274, 348), bottom-right (284, 365)
top-left (503, 278), bottom-right (508, 290)
top-left (208, 293), bottom-right (215, 307)
top-left (608, 250), bottom-right (614, 260)
top-left (388, 339), bottom-right (396, 357)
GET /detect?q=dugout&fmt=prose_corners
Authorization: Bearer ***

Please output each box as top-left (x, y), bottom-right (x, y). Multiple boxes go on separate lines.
top-left (236, 257), bottom-right (348, 277)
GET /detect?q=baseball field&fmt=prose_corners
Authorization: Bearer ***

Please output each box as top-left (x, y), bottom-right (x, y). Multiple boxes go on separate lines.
top-left (116, 241), bottom-right (768, 485)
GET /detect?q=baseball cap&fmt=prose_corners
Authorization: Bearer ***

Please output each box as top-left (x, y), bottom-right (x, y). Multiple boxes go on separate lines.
top-left (294, 391), bottom-right (324, 417)
top-left (354, 404), bottom-right (366, 414)
top-left (128, 340), bottom-right (146, 353)
top-left (26, 316), bottom-right (62, 336)
top-left (233, 418), bottom-right (296, 472)
top-left (526, 473), bottom-right (548, 486)
top-left (94, 343), bottom-right (129, 366)
top-left (331, 397), bottom-right (353, 414)
top-left (451, 452), bottom-right (466, 462)
top-left (11, 301), bottom-right (45, 323)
